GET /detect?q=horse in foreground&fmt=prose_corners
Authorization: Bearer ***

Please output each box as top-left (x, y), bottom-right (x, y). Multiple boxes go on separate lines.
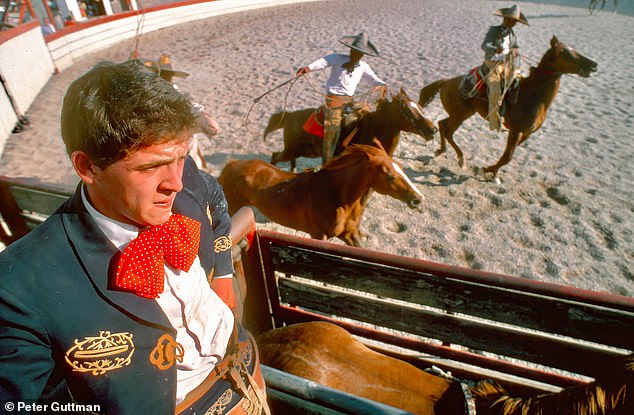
top-left (257, 321), bottom-right (466, 415)
top-left (419, 36), bottom-right (597, 178)
top-left (263, 88), bottom-right (437, 171)
top-left (473, 353), bottom-right (633, 414)
top-left (258, 322), bottom-right (634, 415)
top-left (218, 143), bottom-right (423, 247)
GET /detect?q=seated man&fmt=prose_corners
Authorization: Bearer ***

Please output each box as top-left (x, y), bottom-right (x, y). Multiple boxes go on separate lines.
top-left (0, 60), bottom-right (269, 414)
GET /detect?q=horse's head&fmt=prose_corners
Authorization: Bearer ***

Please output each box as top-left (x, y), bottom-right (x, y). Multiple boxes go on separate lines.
top-left (390, 88), bottom-right (437, 141)
top-left (363, 141), bottom-right (424, 210)
top-left (542, 36), bottom-right (598, 78)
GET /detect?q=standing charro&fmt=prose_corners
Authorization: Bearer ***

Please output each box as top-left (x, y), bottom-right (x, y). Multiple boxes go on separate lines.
top-left (296, 32), bottom-right (388, 163)
top-left (0, 60), bottom-right (270, 415)
top-left (481, 4), bottom-right (528, 131)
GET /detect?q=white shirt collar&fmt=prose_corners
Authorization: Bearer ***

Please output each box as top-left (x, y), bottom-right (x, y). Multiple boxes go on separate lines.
top-left (81, 185), bottom-right (141, 251)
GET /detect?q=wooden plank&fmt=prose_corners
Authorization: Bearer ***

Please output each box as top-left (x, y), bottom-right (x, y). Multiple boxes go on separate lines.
top-left (267, 244), bottom-right (634, 350)
top-left (277, 278), bottom-right (627, 379)
top-left (259, 230), bottom-right (634, 312)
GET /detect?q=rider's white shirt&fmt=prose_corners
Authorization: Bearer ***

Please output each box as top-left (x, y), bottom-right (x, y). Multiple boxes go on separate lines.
top-left (307, 53), bottom-right (385, 96)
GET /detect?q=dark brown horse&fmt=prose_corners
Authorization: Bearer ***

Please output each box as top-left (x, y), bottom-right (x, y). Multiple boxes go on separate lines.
top-left (218, 142), bottom-right (423, 247)
top-left (472, 353), bottom-right (633, 415)
top-left (419, 36), bottom-right (597, 178)
top-left (257, 321), bottom-right (466, 415)
top-left (263, 88), bottom-right (437, 171)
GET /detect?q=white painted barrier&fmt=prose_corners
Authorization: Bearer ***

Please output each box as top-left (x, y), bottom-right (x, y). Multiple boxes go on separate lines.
top-left (48, 0), bottom-right (322, 72)
top-left (0, 21), bottom-right (56, 153)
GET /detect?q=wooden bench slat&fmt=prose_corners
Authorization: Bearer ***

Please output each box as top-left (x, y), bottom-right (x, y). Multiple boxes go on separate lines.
top-left (277, 278), bottom-right (627, 379)
top-left (268, 244), bottom-right (634, 350)
top-left (0, 177), bottom-right (73, 245)
top-left (10, 186), bottom-right (70, 217)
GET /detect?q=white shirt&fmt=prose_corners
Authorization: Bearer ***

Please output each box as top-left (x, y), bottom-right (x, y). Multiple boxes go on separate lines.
top-left (308, 53), bottom-right (386, 96)
top-left (81, 188), bottom-right (235, 403)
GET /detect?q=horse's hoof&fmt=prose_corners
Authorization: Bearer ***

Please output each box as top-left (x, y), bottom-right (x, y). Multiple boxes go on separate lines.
top-left (434, 149), bottom-right (444, 158)
top-left (458, 158), bottom-right (466, 169)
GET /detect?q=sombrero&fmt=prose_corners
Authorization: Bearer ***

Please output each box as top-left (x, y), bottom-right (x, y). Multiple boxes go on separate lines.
top-left (493, 5), bottom-right (529, 25)
top-left (338, 32), bottom-right (380, 57)
top-left (143, 54), bottom-right (190, 78)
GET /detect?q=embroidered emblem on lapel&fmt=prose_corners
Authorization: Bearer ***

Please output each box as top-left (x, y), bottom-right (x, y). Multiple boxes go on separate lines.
top-left (150, 334), bottom-right (184, 370)
top-left (214, 236), bottom-right (232, 253)
top-left (204, 389), bottom-right (233, 415)
top-left (65, 331), bottom-right (135, 376)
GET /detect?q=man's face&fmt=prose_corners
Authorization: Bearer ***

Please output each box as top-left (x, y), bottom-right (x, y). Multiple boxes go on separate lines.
top-left (83, 137), bottom-right (190, 227)
top-left (503, 18), bottom-right (517, 28)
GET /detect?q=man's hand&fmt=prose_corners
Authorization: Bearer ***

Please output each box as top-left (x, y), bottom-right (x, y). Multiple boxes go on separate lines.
top-left (211, 277), bottom-right (237, 310)
top-left (374, 84), bottom-right (388, 98)
top-left (296, 67), bottom-right (310, 77)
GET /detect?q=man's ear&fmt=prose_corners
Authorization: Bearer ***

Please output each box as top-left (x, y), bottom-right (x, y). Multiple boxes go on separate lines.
top-left (71, 151), bottom-right (100, 184)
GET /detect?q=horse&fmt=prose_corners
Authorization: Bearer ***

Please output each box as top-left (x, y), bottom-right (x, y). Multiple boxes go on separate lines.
top-left (217, 142), bottom-right (423, 247)
top-left (263, 88), bottom-right (437, 171)
top-left (256, 321), bottom-right (466, 415)
top-left (419, 36), bottom-right (597, 178)
top-left (472, 353), bottom-right (634, 414)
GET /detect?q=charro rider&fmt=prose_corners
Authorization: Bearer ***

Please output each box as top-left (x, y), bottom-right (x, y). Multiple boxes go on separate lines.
top-left (481, 4), bottom-right (528, 131)
top-left (0, 60), bottom-right (270, 415)
top-left (296, 32), bottom-right (388, 163)
top-left (144, 54), bottom-right (221, 171)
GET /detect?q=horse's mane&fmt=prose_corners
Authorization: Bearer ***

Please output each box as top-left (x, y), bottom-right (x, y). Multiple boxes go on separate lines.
top-left (320, 143), bottom-right (387, 173)
top-left (472, 354), bottom-right (634, 415)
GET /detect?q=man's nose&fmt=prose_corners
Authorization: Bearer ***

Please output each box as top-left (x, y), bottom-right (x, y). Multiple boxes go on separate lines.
top-left (162, 163), bottom-right (184, 193)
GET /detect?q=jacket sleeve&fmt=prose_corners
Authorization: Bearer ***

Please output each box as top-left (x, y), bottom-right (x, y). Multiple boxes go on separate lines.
top-left (199, 169), bottom-right (234, 278)
top-left (481, 25), bottom-right (501, 56)
top-left (0, 288), bottom-right (54, 401)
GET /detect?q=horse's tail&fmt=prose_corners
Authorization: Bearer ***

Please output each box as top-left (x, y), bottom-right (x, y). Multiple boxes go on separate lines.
top-left (419, 80), bottom-right (446, 108)
top-left (263, 111), bottom-right (288, 142)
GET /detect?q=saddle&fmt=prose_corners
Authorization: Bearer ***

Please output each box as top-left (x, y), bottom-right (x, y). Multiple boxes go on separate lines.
top-left (458, 66), bottom-right (487, 99)
top-left (302, 104), bottom-right (366, 139)
top-left (459, 65), bottom-right (521, 107)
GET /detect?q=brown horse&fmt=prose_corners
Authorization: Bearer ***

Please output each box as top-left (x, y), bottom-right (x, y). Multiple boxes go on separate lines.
top-left (257, 321), bottom-right (466, 415)
top-left (419, 36), bottom-right (597, 178)
top-left (218, 142), bottom-right (423, 247)
top-left (263, 88), bottom-right (437, 171)
top-left (472, 353), bottom-right (633, 415)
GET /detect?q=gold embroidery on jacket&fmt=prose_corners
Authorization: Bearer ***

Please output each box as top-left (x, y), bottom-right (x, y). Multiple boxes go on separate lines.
top-left (150, 334), bottom-right (184, 370)
top-left (203, 389), bottom-right (233, 415)
top-left (214, 236), bottom-right (232, 253)
top-left (65, 331), bottom-right (135, 375)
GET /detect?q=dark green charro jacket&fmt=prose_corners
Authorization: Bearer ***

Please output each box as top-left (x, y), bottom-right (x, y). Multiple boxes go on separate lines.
top-left (0, 157), bottom-right (233, 413)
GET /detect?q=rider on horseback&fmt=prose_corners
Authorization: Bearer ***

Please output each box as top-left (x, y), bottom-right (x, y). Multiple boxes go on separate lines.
top-left (296, 32), bottom-right (388, 163)
top-left (480, 4), bottom-right (528, 131)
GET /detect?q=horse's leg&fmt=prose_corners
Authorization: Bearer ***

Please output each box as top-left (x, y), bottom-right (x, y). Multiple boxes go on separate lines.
top-left (435, 118), bottom-right (449, 157)
top-left (484, 130), bottom-right (522, 177)
top-left (290, 158), bottom-right (296, 173)
top-left (439, 116), bottom-right (467, 168)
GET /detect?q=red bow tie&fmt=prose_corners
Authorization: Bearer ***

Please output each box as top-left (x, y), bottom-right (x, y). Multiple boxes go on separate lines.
top-left (115, 214), bottom-right (201, 299)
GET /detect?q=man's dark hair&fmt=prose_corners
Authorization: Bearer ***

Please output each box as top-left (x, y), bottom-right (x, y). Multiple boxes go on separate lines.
top-left (61, 60), bottom-right (196, 168)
